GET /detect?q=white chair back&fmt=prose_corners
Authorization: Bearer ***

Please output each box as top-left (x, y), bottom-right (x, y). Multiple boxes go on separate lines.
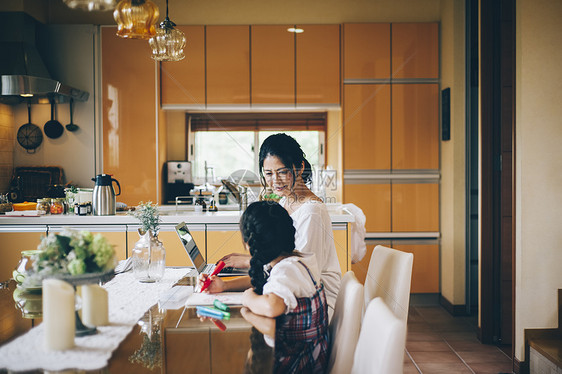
top-left (364, 245), bottom-right (414, 321)
top-left (351, 297), bottom-right (407, 374)
top-left (327, 271), bottom-right (364, 374)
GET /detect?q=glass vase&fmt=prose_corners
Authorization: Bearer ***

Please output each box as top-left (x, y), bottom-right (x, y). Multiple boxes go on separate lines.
top-left (132, 229), bottom-right (166, 283)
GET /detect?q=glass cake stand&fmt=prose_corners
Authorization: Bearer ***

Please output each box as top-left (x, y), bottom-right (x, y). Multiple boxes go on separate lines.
top-left (50, 269), bottom-right (115, 337)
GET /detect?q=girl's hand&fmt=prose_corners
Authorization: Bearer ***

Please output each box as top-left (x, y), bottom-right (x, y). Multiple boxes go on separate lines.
top-left (197, 273), bottom-right (225, 293)
top-left (218, 253), bottom-right (251, 268)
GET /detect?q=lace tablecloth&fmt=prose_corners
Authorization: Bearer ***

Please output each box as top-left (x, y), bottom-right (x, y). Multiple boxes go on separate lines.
top-left (0, 268), bottom-right (189, 372)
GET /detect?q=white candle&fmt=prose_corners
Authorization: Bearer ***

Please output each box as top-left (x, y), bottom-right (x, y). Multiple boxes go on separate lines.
top-left (43, 279), bottom-right (75, 350)
top-left (81, 284), bottom-right (109, 327)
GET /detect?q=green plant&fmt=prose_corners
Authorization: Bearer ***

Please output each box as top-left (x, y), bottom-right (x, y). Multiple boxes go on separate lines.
top-left (131, 201), bottom-right (161, 234)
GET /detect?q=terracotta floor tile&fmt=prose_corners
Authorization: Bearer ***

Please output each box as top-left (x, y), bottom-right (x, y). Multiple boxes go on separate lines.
top-left (403, 361), bottom-right (421, 373)
top-left (447, 339), bottom-right (502, 352)
top-left (407, 332), bottom-right (443, 342)
top-left (407, 341), bottom-right (451, 352)
top-left (456, 350), bottom-right (512, 364)
top-left (416, 362), bottom-right (473, 373)
top-left (470, 361), bottom-right (514, 373)
top-left (409, 351), bottom-right (464, 364)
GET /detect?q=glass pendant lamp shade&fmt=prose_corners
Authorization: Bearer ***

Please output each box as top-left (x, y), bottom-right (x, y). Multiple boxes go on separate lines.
top-left (113, 0), bottom-right (160, 40)
top-left (149, 18), bottom-right (186, 61)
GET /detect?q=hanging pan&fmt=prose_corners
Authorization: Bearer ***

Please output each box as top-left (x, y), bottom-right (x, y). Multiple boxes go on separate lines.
top-left (17, 102), bottom-right (43, 154)
top-left (44, 101), bottom-right (64, 139)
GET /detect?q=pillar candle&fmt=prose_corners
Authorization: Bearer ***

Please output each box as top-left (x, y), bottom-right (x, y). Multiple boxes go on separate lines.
top-left (43, 279), bottom-right (75, 350)
top-left (81, 284), bottom-right (109, 327)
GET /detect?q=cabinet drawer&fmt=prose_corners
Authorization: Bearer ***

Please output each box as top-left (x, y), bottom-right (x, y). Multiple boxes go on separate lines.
top-left (392, 183), bottom-right (439, 232)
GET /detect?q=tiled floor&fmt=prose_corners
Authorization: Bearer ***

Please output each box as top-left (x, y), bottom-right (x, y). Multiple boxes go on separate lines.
top-left (405, 305), bottom-right (513, 374)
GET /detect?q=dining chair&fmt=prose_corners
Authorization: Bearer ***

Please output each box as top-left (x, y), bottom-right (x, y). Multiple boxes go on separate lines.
top-left (327, 271), bottom-right (364, 374)
top-left (351, 297), bottom-right (407, 374)
top-left (364, 245), bottom-right (414, 322)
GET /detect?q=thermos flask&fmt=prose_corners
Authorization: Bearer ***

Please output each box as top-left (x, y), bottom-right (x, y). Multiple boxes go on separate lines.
top-left (92, 174), bottom-right (121, 215)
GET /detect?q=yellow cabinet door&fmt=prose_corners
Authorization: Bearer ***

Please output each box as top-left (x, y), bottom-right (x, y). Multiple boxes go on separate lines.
top-left (332, 224), bottom-right (349, 274)
top-left (392, 243), bottom-right (439, 293)
top-left (296, 24), bottom-right (340, 105)
top-left (343, 84), bottom-right (391, 170)
top-left (206, 225), bottom-right (245, 266)
top-left (128, 224), bottom-right (205, 267)
top-left (0, 228), bottom-right (46, 282)
top-left (343, 23), bottom-right (390, 80)
top-left (49, 225), bottom-right (128, 261)
top-left (392, 84), bottom-right (439, 170)
top-left (392, 183), bottom-right (439, 232)
top-left (160, 25), bottom-right (206, 108)
top-left (343, 184), bottom-right (391, 232)
top-left (251, 25), bottom-right (295, 105)
top-left (101, 27), bottom-right (157, 206)
top-left (206, 26), bottom-right (250, 105)
top-left (391, 23), bottom-right (439, 79)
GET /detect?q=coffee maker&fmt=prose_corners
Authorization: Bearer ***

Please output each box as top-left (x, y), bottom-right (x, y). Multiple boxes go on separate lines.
top-left (165, 161), bottom-right (194, 204)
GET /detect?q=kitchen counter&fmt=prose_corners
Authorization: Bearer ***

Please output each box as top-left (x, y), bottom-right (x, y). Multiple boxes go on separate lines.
top-left (0, 204), bottom-right (354, 227)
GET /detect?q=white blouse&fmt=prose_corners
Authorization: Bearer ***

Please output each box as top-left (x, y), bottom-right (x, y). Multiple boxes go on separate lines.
top-left (262, 253), bottom-right (321, 314)
top-left (281, 198), bottom-right (342, 315)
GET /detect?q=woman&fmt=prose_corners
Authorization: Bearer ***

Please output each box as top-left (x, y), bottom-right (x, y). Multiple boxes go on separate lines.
top-left (200, 201), bottom-right (330, 373)
top-left (220, 133), bottom-right (341, 316)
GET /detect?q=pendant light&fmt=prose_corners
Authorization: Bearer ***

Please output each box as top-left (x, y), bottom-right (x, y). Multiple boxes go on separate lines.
top-left (148, 0), bottom-right (186, 61)
top-left (113, 0), bottom-right (159, 40)
top-left (63, 0), bottom-right (116, 11)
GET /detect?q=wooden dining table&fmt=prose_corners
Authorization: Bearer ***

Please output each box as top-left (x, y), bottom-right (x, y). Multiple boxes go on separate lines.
top-left (0, 276), bottom-right (274, 374)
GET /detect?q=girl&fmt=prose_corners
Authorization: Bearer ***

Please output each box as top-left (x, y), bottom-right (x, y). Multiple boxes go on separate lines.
top-left (200, 201), bottom-right (330, 373)
top-left (220, 133), bottom-right (341, 316)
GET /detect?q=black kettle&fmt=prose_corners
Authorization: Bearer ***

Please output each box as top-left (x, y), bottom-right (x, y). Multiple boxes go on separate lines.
top-left (92, 174), bottom-right (121, 215)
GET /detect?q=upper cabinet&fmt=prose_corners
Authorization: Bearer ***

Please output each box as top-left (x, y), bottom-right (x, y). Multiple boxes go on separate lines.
top-left (296, 24), bottom-right (341, 105)
top-left (343, 23), bottom-right (390, 80)
top-left (251, 25), bottom-right (295, 105)
top-left (160, 26), bottom-right (206, 109)
top-left (101, 27), bottom-right (157, 206)
top-left (391, 23), bottom-right (439, 79)
top-left (206, 25), bottom-right (250, 106)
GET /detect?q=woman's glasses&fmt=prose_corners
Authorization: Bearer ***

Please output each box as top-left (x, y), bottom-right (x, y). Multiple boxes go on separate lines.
top-left (263, 168), bottom-right (292, 180)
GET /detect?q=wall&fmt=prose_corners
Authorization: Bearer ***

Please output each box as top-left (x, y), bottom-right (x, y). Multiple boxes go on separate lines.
top-left (11, 25), bottom-right (97, 188)
top-left (515, 0), bottom-right (562, 362)
top-left (439, 2), bottom-right (466, 305)
top-left (0, 104), bottom-right (15, 193)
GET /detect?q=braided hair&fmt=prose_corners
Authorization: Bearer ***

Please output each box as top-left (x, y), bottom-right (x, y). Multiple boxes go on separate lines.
top-left (259, 133), bottom-right (313, 192)
top-left (240, 201), bottom-right (297, 295)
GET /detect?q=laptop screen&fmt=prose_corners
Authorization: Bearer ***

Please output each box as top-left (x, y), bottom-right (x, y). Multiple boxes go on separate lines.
top-left (175, 222), bottom-right (206, 274)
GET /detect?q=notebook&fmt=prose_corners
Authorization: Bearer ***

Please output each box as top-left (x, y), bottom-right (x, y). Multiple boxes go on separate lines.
top-left (174, 221), bottom-right (248, 277)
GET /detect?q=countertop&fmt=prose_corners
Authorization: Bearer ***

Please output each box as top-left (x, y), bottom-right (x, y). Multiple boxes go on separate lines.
top-left (0, 203), bottom-right (354, 226)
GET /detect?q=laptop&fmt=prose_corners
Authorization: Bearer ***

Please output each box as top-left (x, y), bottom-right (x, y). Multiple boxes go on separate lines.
top-left (174, 221), bottom-right (248, 277)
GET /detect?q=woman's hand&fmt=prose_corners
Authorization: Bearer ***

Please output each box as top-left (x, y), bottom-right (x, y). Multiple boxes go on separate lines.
top-left (197, 273), bottom-right (225, 293)
top-left (218, 253), bottom-right (251, 268)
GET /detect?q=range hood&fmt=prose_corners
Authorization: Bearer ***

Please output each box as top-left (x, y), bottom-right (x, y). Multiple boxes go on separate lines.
top-left (0, 12), bottom-right (89, 105)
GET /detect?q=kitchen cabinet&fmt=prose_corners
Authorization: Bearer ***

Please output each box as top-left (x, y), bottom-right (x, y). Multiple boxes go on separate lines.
top-left (343, 84), bottom-right (391, 170)
top-left (251, 25), bottom-right (295, 105)
top-left (101, 27), bottom-right (157, 206)
top-left (391, 23), bottom-right (439, 79)
top-left (392, 84), bottom-right (439, 170)
top-left (343, 184), bottom-right (391, 232)
top-left (352, 241), bottom-right (439, 294)
top-left (205, 225), bottom-right (245, 266)
top-left (392, 183), bottom-right (439, 232)
top-left (49, 225), bottom-right (128, 261)
top-left (128, 224), bottom-right (205, 267)
top-left (0, 226), bottom-right (47, 282)
top-left (295, 24), bottom-right (340, 105)
top-left (206, 26), bottom-right (250, 106)
top-left (343, 23), bottom-right (390, 80)
top-left (160, 26), bottom-right (206, 109)
top-left (332, 224), bottom-right (350, 273)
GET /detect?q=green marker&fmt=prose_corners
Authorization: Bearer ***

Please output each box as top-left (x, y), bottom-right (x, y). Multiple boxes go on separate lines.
top-left (214, 299), bottom-right (230, 312)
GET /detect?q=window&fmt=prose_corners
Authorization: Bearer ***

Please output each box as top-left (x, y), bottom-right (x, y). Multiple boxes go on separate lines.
top-left (188, 113), bottom-right (326, 183)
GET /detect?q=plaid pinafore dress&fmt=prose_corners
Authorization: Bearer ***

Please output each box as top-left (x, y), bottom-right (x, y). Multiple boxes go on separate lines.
top-left (274, 261), bottom-right (330, 374)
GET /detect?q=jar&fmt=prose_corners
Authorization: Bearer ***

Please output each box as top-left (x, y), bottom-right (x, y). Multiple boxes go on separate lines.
top-left (36, 198), bottom-right (50, 214)
top-left (13, 249), bottom-right (41, 284)
top-left (131, 229), bottom-right (166, 283)
top-left (50, 198), bottom-right (65, 214)
top-left (75, 202), bottom-right (90, 215)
